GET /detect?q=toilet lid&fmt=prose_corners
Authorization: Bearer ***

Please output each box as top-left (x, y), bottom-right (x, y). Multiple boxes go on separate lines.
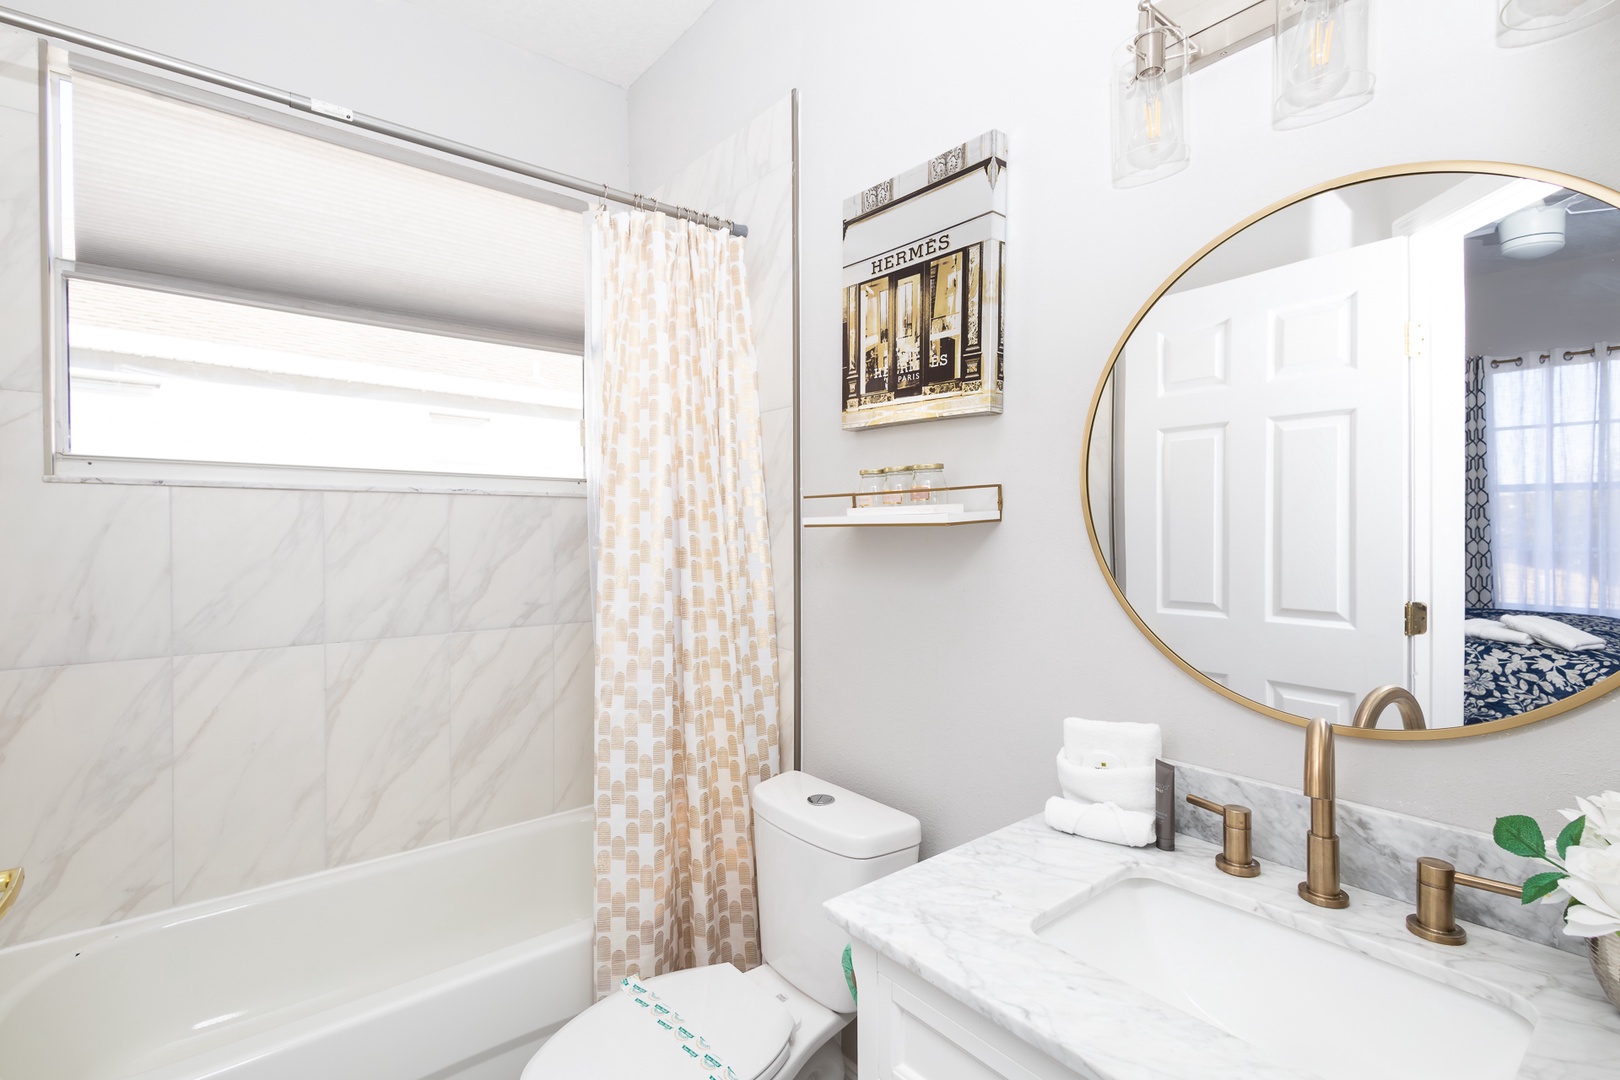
top-left (525, 964), bottom-right (795, 1080)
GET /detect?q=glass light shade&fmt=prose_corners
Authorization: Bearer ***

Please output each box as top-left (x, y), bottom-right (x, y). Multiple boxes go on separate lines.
top-left (1111, 49), bottom-right (1189, 188)
top-left (1272, 0), bottom-right (1375, 130)
top-left (1497, 0), bottom-right (1620, 46)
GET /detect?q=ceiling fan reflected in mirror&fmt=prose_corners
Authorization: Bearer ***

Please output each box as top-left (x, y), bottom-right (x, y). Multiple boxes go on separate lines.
top-left (1463, 192), bottom-right (1619, 260)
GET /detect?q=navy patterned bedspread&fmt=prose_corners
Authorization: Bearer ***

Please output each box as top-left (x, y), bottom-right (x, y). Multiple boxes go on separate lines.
top-left (1465, 607), bottom-right (1620, 724)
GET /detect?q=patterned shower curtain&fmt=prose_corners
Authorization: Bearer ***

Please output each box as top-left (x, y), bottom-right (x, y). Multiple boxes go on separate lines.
top-left (587, 209), bottom-right (781, 997)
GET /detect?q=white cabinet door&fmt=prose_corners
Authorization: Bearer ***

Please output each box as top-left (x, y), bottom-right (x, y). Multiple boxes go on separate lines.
top-left (855, 946), bottom-right (1084, 1080)
top-left (1120, 238), bottom-right (1412, 721)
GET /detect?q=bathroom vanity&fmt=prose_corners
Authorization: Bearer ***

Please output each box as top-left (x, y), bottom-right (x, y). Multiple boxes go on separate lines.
top-left (826, 815), bottom-right (1620, 1080)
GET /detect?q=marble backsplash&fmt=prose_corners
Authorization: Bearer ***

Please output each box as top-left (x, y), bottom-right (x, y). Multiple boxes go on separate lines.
top-left (1170, 760), bottom-right (1581, 954)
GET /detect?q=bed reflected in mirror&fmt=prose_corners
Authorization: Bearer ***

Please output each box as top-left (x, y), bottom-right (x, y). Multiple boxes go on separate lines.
top-left (1084, 165), bottom-right (1620, 737)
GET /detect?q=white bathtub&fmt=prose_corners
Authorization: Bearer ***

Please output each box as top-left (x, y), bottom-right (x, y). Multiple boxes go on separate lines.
top-left (0, 807), bottom-right (593, 1080)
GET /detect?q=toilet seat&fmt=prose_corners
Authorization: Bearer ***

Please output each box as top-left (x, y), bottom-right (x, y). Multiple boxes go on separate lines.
top-left (524, 963), bottom-right (797, 1080)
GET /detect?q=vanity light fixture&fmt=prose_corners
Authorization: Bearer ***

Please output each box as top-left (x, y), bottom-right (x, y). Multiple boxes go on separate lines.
top-left (1497, 0), bottom-right (1620, 47)
top-left (1112, 0), bottom-right (1196, 188)
top-left (1272, 0), bottom-right (1375, 129)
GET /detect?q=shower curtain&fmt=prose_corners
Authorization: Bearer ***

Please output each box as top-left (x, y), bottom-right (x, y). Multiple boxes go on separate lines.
top-left (586, 209), bottom-right (781, 997)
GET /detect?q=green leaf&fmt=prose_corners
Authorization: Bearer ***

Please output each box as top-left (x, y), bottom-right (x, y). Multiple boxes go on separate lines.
top-left (1494, 815), bottom-right (1547, 859)
top-left (1521, 871), bottom-right (1566, 904)
top-left (1557, 815), bottom-right (1587, 859)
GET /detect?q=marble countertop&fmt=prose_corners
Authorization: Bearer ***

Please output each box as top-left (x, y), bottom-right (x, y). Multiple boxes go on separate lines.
top-left (824, 816), bottom-right (1620, 1080)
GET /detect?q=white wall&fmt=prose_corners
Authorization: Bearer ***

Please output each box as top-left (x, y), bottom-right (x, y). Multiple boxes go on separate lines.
top-left (1173, 173), bottom-right (1464, 291)
top-left (649, 95), bottom-right (799, 769)
top-left (0, 2), bottom-right (615, 945)
top-left (1468, 253), bottom-right (1620, 356)
top-left (7, 0), bottom-right (629, 183)
top-left (629, 1), bottom-right (1620, 855)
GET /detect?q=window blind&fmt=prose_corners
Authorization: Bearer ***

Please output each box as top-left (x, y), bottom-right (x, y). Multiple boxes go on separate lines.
top-left (68, 74), bottom-right (585, 351)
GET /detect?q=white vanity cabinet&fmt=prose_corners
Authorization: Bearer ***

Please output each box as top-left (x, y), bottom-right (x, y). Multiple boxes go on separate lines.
top-left (849, 943), bottom-right (1084, 1080)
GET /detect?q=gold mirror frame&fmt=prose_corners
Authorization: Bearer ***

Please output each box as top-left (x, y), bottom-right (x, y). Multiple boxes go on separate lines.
top-left (1080, 161), bottom-right (1620, 741)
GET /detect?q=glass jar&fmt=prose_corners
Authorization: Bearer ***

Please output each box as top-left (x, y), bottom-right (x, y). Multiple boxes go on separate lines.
top-left (856, 469), bottom-right (885, 508)
top-left (907, 463), bottom-right (946, 505)
top-left (881, 467), bottom-right (913, 507)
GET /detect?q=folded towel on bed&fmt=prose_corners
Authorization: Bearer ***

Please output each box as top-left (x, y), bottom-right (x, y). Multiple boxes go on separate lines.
top-left (1464, 618), bottom-right (1535, 645)
top-left (1044, 796), bottom-right (1158, 848)
top-left (1056, 751), bottom-right (1157, 813)
top-left (1501, 614), bottom-right (1606, 651)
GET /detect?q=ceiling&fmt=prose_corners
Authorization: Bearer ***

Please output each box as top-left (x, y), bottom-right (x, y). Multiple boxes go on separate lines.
top-left (400, 0), bottom-right (716, 87)
top-left (1467, 191), bottom-right (1620, 276)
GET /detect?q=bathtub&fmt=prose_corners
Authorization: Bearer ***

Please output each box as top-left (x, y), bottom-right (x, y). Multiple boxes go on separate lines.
top-left (0, 807), bottom-right (593, 1080)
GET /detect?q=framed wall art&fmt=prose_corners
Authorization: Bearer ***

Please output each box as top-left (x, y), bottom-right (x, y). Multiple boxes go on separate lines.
top-left (841, 130), bottom-right (1007, 430)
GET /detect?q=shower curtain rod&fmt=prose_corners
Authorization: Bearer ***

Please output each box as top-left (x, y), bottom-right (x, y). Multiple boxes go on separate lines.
top-left (0, 4), bottom-right (748, 237)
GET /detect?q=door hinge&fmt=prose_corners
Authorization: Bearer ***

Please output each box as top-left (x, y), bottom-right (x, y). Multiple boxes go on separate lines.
top-left (1405, 321), bottom-right (1427, 360)
top-left (1404, 601), bottom-right (1429, 636)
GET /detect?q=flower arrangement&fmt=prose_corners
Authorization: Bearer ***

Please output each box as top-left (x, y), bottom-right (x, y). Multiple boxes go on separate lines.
top-left (1493, 791), bottom-right (1620, 938)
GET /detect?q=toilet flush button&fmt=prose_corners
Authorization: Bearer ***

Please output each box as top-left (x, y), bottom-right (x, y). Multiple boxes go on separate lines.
top-left (807, 794), bottom-right (835, 806)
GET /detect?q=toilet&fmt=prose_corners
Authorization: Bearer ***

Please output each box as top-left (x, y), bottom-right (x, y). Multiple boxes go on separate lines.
top-left (525, 771), bottom-right (921, 1080)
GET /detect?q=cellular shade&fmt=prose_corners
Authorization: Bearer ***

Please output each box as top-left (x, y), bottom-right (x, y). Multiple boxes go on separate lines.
top-left (68, 74), bottom-right (585, 351)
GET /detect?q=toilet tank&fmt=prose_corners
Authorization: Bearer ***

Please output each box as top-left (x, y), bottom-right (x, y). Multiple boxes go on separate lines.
top-left (752, 771), bottom-right (921, 1014)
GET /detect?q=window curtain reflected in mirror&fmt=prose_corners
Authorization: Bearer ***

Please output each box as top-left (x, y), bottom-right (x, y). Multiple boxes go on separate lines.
top-left (1486, 345), bottom-right (1620, 614)
top-left (586, 209), bottom-right (781, 997)
top-left (1466, 356), bottom-right (1496, 608)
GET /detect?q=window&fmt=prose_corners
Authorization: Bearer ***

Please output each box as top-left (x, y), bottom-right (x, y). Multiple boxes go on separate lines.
top-left (1486, 354), bottom-right (1620, 613)
top-left (49, 66), bottom-right (587, 489)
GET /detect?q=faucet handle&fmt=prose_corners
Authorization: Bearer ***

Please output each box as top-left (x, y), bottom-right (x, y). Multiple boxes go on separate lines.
top-left (1186, 795), bottom-right (1262, 878)
top-left (0, 866), bottom-right (22, 923)
top-left (1406, 857), bottom-right (1523, 946)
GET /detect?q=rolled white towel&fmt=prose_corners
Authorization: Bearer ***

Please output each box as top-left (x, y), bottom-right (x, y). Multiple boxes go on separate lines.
top-left (1500, 614), bottom-right (1605, 652)
top-left (1056, 751), bottom-right (1157, 813)
top-left (1044, 796), bottom-right (1157, 848)
top-left (1062, 717), bottom-right (1162, 768)
top-left (1464, 618), bottom-right (1534, 645)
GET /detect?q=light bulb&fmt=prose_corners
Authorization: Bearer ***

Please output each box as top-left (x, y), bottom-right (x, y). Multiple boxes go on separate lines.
top-left (1273, 0), bottom-right (1373, 128)
top-left (1111, 14), bottom-right (1190, 186)
top-left (1125, 71), bottom-right (1180, 168)
top-left (1282, 0), bottom-right (1351, 108)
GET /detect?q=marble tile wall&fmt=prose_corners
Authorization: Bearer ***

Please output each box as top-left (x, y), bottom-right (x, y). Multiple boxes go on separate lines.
top-left (0, 27), bottom-right (595, 947)
top-left (653, 94), bottom-right (797, 769)
top-left (1171, 760), bottom-right (1582, 954)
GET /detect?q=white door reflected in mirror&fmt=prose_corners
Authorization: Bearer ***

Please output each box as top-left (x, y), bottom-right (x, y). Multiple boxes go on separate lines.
top-left (1086, 165), bottom-right (1620, 736)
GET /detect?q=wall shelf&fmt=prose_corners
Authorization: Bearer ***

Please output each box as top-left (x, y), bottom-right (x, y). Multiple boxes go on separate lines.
top-left (802, 484), bottom-right (1002, 527)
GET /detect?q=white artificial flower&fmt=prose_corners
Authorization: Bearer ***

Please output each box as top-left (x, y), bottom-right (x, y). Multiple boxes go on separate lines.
top-left (1561, 844), bottom-right (1620, 938)
top-left (1560, 791), bottom-right (1620, 847)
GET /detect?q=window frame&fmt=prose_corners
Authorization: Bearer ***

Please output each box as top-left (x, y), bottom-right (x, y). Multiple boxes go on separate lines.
top-left (41, 58), bottom-right (589, 497)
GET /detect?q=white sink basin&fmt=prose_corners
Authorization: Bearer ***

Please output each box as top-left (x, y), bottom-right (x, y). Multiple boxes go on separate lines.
top-left (1034, 876), bottom-right (1534, 1080)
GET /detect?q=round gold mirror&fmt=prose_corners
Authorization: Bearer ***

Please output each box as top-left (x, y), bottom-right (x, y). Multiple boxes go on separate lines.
top-left (1083, 162), bottom-right (1620, 740)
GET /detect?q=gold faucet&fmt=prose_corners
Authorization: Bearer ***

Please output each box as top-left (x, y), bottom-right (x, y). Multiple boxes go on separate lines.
top-left (0, 866), bottom-right (22, 922)
top-left (1406, 857), bottom-right (1522, 945)
top-left (1349, 685), bottom-right (1426, 730)
top-left (1299, 718), bottom-right (1350, 908)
